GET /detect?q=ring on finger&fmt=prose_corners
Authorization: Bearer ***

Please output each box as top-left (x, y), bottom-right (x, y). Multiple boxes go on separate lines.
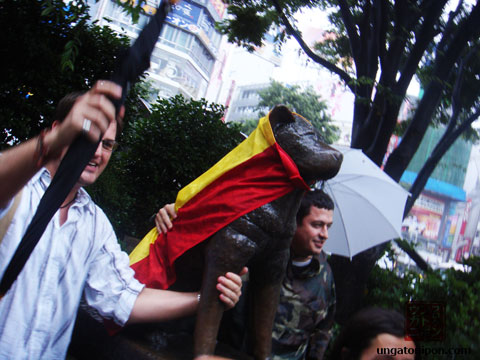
top-left (82, 118), bottom-right (92, 134)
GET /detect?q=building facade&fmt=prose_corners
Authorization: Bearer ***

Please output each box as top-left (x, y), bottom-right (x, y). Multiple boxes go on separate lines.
top-left (399, 126), bottom-right (473, 263)
top-left (223, 83), bottom-right (270, 123)
top-left (88, 0), bottom-right (226, 100)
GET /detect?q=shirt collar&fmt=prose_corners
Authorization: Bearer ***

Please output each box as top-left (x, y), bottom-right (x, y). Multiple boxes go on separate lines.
top-left (289, 252), bottom-right (326, 279)
top-left (36, 167), bottom-right (94, 214)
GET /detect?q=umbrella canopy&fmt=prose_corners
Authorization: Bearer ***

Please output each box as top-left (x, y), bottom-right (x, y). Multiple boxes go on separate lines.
top-left (322, 146), bottom-right (410, 258)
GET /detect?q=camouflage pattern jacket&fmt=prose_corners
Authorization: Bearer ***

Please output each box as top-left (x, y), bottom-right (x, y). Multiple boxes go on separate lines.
top-left (271, 252), bottom-right (336, 360)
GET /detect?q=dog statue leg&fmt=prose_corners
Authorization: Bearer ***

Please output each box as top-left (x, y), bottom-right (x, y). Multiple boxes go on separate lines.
top-left (249, 249), bottom-right (289, 360)
top-left (194, 228), bottom-right (256, 357)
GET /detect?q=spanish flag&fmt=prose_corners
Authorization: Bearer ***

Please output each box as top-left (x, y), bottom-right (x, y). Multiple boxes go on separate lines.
top-left (129, 111), bottom-right (310, 289)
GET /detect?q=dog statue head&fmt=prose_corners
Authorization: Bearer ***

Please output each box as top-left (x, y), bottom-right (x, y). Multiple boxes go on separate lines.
top-left (269, 105), bottom-right (343, 184)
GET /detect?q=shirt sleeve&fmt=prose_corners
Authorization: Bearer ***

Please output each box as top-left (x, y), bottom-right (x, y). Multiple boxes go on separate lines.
top-left (306, 275), bottom-right (336, 360)
top-left (0, 197), bottom-right (13, 219)
top-left (83, 211), bottom-right (144, 326)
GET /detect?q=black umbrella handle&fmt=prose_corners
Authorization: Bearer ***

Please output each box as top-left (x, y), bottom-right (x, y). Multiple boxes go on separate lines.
top-left (0, 0), bottom-right (176, 297)
top-left (108, 0), bottom-right (172, 113)
top-left (0, 136), bottom-right (98, 297)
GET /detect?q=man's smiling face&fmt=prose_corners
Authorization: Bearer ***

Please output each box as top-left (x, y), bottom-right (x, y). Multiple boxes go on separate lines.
top-left (291, 205), bottom-right (333, 261)
top-left (78, 121), bottom-right (117, 187)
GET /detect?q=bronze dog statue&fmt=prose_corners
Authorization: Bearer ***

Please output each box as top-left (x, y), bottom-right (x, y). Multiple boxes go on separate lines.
top-left (172, 105), bottom-right (342, 359)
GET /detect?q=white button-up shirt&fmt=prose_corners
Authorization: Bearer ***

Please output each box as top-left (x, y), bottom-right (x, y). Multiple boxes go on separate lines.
top-left (0, 169), bottom-right (144, 359)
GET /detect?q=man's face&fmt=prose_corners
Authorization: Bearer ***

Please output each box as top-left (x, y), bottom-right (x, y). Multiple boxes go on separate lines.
top-left (77, 121), bottom-right (117, 187)
top-left (291, 205), bottom-right (333, 260)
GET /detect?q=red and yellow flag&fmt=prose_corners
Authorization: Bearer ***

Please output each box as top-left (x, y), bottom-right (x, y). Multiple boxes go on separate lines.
top-left (129, 111), bottom-right (310, 289)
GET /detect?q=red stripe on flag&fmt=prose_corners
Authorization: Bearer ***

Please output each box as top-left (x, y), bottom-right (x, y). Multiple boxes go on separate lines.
top-left (274, 142), bottom-right (310, 189)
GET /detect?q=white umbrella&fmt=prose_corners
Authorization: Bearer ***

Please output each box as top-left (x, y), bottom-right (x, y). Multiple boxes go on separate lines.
top-left (322, 146), bottom-right (410, 258)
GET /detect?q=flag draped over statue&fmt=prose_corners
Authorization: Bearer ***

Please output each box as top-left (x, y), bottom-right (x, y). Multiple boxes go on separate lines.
top-left (129, 112), bottom-right (310, 289)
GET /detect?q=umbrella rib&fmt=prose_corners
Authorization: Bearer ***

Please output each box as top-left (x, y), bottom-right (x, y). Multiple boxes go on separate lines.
top-left (330, 174), bottom-right (403, 187)
top-left (325, 182), bottom-right (406, 258)
top-left (339, 184), bottom-right (404, 235)
top-left (324, 147), bottom-right (409, 258)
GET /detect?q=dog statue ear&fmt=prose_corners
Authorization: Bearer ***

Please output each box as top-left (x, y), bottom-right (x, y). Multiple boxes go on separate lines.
top-left (269, 105), bottom-right (295, 129)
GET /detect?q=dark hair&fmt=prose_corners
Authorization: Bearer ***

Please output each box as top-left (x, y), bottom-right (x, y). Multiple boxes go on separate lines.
top-left (52, 91), bottom-right (123, 137)
top-left (330, 307), bottom-right (411, 360)
top-left (52, 92), bottom-right (85, 124)
top-left (296, 189), bottom-right (334, 224)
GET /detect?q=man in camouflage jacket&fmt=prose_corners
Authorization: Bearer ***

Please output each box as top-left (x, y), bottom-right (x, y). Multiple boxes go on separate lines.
top-left (271, 189), bottom-right (336, 360)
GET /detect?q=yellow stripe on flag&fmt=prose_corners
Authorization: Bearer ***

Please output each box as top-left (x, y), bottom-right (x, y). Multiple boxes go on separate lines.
top-left (130, 114), bottom-right (276, 267)
top-left (174, 114), bottom-right (276, 210)
top-left (129, 227), bottom-right (159, 265)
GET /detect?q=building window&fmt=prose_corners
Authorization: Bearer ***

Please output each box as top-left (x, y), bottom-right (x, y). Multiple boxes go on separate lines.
top-left (190, 37), bottom-right (214, 74)
top-left (241, 90), bottom-right (259, 100)
top-left (159, 24), bottom-right (213, 75)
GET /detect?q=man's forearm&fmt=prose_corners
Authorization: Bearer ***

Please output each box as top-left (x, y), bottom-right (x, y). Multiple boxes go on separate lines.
top-left (127, 288), bottom-right (199, 324)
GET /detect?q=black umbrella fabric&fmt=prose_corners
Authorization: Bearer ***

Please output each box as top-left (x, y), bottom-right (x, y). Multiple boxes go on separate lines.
top-left (0, 0), bottom-right (176, 297)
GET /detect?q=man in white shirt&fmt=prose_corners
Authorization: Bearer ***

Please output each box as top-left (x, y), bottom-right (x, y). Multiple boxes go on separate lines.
top-left (0, 80), bottom-right (244, 360)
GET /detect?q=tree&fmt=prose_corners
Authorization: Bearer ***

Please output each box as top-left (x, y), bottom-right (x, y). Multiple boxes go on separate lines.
top-left (88, 95), bottom-right (243, 239)
top-left (0, 0), bottom-right (136, 148)
top-left (235, 80), bottom-right (340, 143)
top-left (404, 43), bottom-right (480, 216)
top-left (259, 80), bottom-right (340, 143)
top-left (218, 0), bottom-right (480, 322)
top-left (237, 118), bottom-right (261, 136)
